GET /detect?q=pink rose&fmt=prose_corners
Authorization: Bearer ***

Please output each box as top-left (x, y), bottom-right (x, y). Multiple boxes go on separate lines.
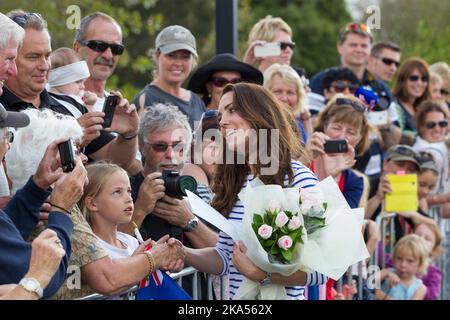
top-left (258, 224), bottom-right (273, 239)
top-left (300, 189), bottom-right (323, 207)
top-left (277, 235), bottom-right (293, 250)
top-left (275, 211), bottom-right (289, 228)
top-left (288, 216), bottom-right (302, 230)
top-left (268, 199), bottom-right (282, 212)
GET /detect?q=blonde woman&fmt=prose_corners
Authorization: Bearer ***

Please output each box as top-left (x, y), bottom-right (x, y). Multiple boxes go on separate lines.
top-left (264, 63), bottom-right (312, 141)
top-left (243, 15), bottom-right (295, 73)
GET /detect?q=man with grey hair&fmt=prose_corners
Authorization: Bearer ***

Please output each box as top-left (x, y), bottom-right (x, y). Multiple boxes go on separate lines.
top-left (0, 11), bottom-right (139, 172)
top-left (123, 103), bottom-right (217, 249)
top-left (73, 12), bottom-right (124, 112)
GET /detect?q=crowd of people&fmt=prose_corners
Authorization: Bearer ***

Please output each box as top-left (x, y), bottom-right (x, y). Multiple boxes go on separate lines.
top-left (0, 9), bottom-right (449, 301)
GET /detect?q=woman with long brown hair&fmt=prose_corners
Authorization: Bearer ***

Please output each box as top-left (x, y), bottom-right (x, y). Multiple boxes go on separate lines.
top-left (185, 83), bottom-right (327, 300)
top-left (392, 58), bottom-right (431, 139)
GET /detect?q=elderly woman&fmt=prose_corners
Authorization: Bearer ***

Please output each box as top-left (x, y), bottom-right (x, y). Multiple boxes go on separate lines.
top-left (264, 63), bottom-right (312, 142)
top-left (187, 53), bottom-right (263, 110)
top-left (306, 95), bottom-right (371, 209)
top-left (133, 25), bottom-right (205, 129)
top-left (392, 58), bottom-right (431, 138)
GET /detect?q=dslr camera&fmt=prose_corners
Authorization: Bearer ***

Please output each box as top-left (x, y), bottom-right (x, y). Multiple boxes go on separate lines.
top-left (161, 170), bottom-right (197, 199)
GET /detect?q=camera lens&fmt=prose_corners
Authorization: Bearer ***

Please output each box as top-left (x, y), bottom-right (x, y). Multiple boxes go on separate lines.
top-left (178, 176), bottom-right (197, 196)
top-left (162, 170), bottom-right (197, 199)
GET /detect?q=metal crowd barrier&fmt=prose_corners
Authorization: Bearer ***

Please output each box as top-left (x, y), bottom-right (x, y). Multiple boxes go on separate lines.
top-left (77, 267), bottom-right (226, 300)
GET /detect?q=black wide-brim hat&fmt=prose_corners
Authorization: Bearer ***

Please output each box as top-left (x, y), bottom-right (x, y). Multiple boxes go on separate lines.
top-left (187, 53), bottom-right (263, 93)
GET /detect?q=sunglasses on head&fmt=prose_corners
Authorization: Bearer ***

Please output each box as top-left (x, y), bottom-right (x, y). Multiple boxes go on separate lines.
top-left (408, 75), bottom-right (429, 82)
top-left (417, 151), bottom-right (435, 165)
top-left (391, 145), bottom-right (419, 160)
top-left (210, 77), bottom-right (241, 88)
top-left (335, 98), bottom-right (366, 113)
top-left (340, 23), bottom-right (371, 39)
top-left (279, 42), bottom-right (296, 50)
top-left (425, 120), bottom-right (448, 129)
top-left (331, 81), bottom-right (359, 94)
top-left (10, 12), bottom-right (43, 27)
top-left (78, 40), bottom-right (125, 55)
top-left (148, 142), bottom-right (187, 153)
top-left (378, 57), bottom-right (400, 68)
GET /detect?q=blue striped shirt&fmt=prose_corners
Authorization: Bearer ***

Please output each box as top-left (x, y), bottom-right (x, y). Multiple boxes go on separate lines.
top-left (215, 160), bottom-right (328, 300)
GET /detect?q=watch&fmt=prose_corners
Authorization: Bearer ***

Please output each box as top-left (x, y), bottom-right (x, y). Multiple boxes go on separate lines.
top-left (183, 215), bottom-right (199, 232)
top-left (19, 277), bottom-right (44, 298)
top-left (260, 272), bottom-right (272, 286)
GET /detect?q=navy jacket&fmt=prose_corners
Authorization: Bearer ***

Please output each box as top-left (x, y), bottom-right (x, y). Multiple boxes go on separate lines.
top-left (0, 177), bottom-right (73, 299)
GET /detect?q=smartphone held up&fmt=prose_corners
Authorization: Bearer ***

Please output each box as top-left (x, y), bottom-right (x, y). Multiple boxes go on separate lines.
top-left (58, 140), bottom-right (76, 172)
top-left (102, 94), bottom-right (119, 128)
top-left (253, 42), bottom-right (281, 58)
top-left (324, 139), bottom-right (348, 154)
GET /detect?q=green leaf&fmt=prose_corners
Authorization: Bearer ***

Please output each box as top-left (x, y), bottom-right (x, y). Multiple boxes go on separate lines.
top-left (253, 214), bottom-right (263, 225)
top-left (264, 239), bottom-right (275, 247)
top-left (281, 249), bottom-right (293, 262)
top-left (270, 244), bottom-right (279, 255)
top-left (323, 203), bottom-right (328, 211)
top-left (303, 215), bottom-right (326, 235)
top-left (251, 223), bottom-right (259, 235)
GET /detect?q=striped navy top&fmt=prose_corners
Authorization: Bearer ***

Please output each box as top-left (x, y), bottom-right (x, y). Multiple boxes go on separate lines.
top-left (214, 160), bottom-right (328, 300)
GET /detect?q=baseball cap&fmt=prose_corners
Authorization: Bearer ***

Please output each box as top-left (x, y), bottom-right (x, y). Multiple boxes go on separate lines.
top-left (386, 145), bottom-right (420, 168)
top-left (0, 103), bottom-right (30, 128)
top-left (155, 25), bottom-right (198, 57)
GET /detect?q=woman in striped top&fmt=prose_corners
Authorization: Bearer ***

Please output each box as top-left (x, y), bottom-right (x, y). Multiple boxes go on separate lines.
top-left (185, 83), bottom-right (328, 299)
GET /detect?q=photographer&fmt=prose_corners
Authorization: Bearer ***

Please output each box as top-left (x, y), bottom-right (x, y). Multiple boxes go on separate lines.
top-left (122, 103), bottom-right (218, 249)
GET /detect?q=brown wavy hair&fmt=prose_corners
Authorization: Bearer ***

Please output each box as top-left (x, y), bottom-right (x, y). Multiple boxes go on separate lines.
top-left (392, 57), bottom-right (431, 109)
top-left (211, 83), bottom-right (303, 216)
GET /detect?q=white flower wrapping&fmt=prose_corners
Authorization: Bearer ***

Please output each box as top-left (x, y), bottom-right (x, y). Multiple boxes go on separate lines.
top-left (233, 176), bottom-right (369, 300)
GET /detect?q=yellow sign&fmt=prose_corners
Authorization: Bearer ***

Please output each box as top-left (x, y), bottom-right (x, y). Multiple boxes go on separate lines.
top-left (385, 174), bottom-right (418, 212)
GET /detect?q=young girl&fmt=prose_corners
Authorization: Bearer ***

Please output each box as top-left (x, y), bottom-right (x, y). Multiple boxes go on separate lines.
top-left (415, 221), bottom-right (444, 300)
top-left (79, 162), bottom-right (183, 299)
top-left (376, 234), bottom-right (429, 300)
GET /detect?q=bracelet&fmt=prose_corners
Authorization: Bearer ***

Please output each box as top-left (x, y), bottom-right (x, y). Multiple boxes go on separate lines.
top-left (48, 202), bottom-right (71, 215)
top-left (144, 251), bottom-right (155, 274)
top-left (120, 132), bottom-right (138, 140)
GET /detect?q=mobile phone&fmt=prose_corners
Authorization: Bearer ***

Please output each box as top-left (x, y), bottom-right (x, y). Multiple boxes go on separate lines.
top-left (102, 95), bottom-right (119, 128)
top-left (367, 110), bottom-right (389, 126)
top-left (254, 42), bottom-right (281, 58)
top-left (58, 140), bottom-right (76, 172)
top-left (323, 139), bottom-right (348, 154)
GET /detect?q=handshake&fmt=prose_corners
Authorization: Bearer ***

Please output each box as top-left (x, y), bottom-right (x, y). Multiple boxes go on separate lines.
top-left (134, 235), bottom-right (186, 274)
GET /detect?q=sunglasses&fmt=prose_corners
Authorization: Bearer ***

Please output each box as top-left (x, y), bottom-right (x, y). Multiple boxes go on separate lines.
top-left (331, 81), bottom-right (359, 94)
top-left (378, 57), bottom-right (400, 68)
top-left (279, 42), bottom-right (296, 50)
top-left (210, 77), bottom-right (241, 88)
top-left (425, 120), bottom-right (448, 129)
top-left (78, 40), bottom-right (125, 55)
top-left (335, 98), bottom-right (366, 113)
top-left (147, 142), bottom-right (187, 153)
top-left (440, 88), bottom-right (449, 96)
top-left (390, 145), bottom-right (419, 160)
top-left (408, 75), bottom-right (429, 82)
top-left (417, 151), bottom-right (435, 165)
top-left (0, 130), bottom-right (14, 143)
top-left (10, 12), bottom-right (43, 27)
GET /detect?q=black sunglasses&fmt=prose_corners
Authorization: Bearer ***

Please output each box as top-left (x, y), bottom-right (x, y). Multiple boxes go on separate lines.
top-left (440, 88), bottom-right (449, 96)
top-left (147, 142), bottom-right (187, 153)
top-left (10, 12), bottom-right (43, 27)
top-left (408, 75), bottom-right (429, 82)
top-left (78, 40), bottom-right (125, 55)
top-left (335, 98), bottom-right (366, 113)
top-left (279, 42), bottom-right (296, 50)
top-left (425, 120), bottom-right (448, 129)
top-left (391, 145), bottom-right (419, 160)
top-left (210, 77), bottom-right (241, 88)
top-left (331, 81), bottom-right (359, 94)
top-left (1, 131), bottom-right (14, 143)
top-left (378, 57), bottom-right (400, 68)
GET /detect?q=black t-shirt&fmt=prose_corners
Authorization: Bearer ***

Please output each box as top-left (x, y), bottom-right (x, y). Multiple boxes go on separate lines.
top-left (0, 88), bottom-right (114, 156)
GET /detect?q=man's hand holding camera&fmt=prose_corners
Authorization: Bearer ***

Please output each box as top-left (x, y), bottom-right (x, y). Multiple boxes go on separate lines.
top-left (153, 196), bottom-right (194, 229)
top-left (134, 172), bottom-right (165, 218)
top-left (105, 91), bottom-right (139, 140)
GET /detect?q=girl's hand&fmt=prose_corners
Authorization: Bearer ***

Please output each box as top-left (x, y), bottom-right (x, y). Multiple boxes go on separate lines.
top-left (232, 241), bottom-right (265, 282)
top-left (386, 271), bottom-right (400, 288)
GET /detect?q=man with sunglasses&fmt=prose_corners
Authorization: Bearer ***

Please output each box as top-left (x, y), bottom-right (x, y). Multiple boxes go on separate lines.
top-left (367, 41), bottom-right (401, 84)
top-left (73, 12), bottom-right (125, 112)
top-left (1, 10), bottom-right (138, 172)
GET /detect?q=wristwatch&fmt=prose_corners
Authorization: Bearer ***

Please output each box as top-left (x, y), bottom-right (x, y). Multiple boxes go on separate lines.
top-left (19, 277), bottom-right (44, 298)
top-left (260, 272), bottom-right (272, 286)
top-left (183, 215), bottom-right (199, 232)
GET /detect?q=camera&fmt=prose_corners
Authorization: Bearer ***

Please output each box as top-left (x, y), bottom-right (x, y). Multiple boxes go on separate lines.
top-left (324, 139), bottom-right (348, 154)
top-left (58, 140), bottom-right (76, 172)
top-left (161, 170), bottom-right (198, 199)
top-left (102, 94), bottom-right (119, 128)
